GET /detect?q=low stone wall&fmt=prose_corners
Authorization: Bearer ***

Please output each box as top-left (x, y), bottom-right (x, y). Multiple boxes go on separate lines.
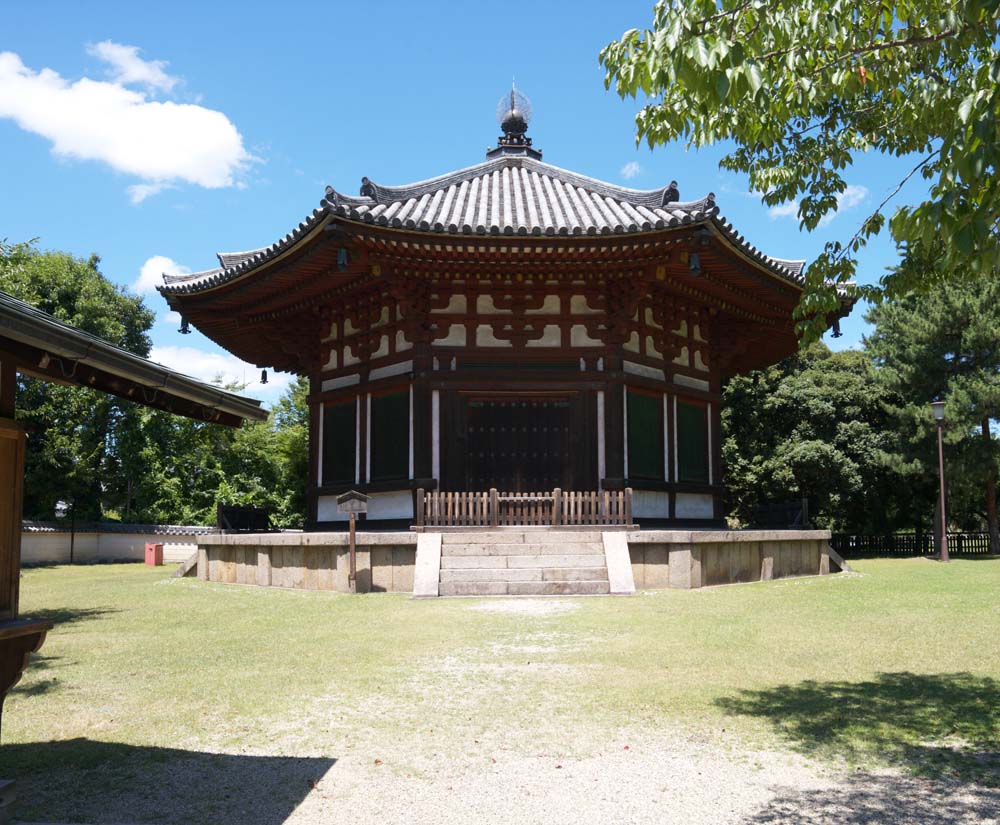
top-left (198, 529), bottom-right (835, 594)
top-left (197, 533), bottom-right (417, 593)
top-left (21, 531), bottom-right (199, 565)
top-left (627, 530), bottom-right (834, 589)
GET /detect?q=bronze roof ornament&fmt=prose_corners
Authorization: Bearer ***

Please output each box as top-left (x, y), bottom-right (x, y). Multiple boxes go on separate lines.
top-left (487, 83), bottom-right (542, 160)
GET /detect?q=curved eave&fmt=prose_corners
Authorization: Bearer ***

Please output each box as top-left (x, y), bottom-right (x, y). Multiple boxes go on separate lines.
top-left (158, 208), bottom-right (333, 296)
top-left (0, 290), bottom-right (267, 426)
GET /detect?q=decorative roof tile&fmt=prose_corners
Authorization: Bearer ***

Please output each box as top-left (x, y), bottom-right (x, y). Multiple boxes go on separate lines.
top-left (159, 156), bottom-right (805, 294)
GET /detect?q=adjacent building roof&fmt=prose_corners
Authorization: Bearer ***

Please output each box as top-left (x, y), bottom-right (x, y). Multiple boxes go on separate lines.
top-left (159, 154), bottom-right (806, 296)
top-left (22, 520), bottom-right (215, 536)
top-left (0, 289), bottom-right (267, 426)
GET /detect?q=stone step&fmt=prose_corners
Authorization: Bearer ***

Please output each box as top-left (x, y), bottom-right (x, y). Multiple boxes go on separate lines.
top-left (440, 531), bottom-right (603, 545)
top-left (439, 580), bottom-right (611, 597)
top-left (440, 566), bottom-right (609, 583)
top-left (440, 542), bottom-right (605, 557)
top-left (504, 553), bottom-right (607, 568)
top-left (510, 580), bottom-right (611, 596)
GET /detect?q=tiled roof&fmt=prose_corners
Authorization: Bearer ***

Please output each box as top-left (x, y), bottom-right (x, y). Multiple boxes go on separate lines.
top-left (22, 520), bottom-right (214, 535)
top-left (324, 156), bottom-right (712, 236)
top-left (159, 156), bottom-right (806, 295)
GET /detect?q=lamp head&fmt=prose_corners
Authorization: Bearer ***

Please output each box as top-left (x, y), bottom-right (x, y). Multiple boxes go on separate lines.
top-left (930, 400), bottom-right (945, 422)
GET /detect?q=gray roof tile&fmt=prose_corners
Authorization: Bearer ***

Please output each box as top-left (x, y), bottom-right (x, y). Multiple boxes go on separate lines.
top-left (159, 156), bottom-right (806, 295)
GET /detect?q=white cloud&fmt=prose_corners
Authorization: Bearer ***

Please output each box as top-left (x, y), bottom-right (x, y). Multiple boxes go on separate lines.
top-left (128, 182), bottom-right (173, 204)
top-left (769, 184), bottom-right (869, 226)
top-left (134, 255), bottom-right (189, 295)
top-left (620, 161), bottom-right (641, 180)
top-left (768, 201), bottom-right (800, 219)
top-left (149, 345), bottom-right (293, 399)
top-left (87, 40), bottom-right (178, 93)
top-left (150, 344), bottom-right (291, 403)
top-left (0, 49), bottom-right (253, 202)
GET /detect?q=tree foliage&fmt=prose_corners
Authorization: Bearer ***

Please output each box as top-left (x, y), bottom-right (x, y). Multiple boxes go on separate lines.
top-left (0, 241), bottom-right (155, 520)
top-left (1, 241), bottom-right (309, 528)
top-left (600, 1), bottom-right (1000, 340)
top-left (724, 279), bottom-right (1000, 540)
top-left (723, 344), bottom-right (905, 531)
top-left (865, 276), bottom-right (1000, 547)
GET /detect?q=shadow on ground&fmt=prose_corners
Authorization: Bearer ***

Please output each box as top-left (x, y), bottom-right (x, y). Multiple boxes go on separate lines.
top-left (8, 653), bottom-right (62, 698)
top-left (717, 672), bottom-right (999, 785)
top-left (0, 738), bottom-right (336, 824)
top-left (19, 605), bottom-right (119, 627)
top-left (742, 771), bottom-right (1000, 824)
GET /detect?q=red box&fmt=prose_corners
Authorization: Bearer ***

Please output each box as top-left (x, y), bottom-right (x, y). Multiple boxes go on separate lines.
top-left (144, 542), bottom-right (163, 566)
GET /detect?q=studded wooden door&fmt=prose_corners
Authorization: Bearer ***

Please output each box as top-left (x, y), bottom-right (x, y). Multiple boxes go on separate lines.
top-left (465, 397), bottom-right (574, 492)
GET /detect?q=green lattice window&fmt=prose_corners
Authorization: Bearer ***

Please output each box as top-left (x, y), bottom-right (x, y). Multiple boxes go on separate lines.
top-left (627, 389), bottom-right (664, 480)
top-left (322, 400), bottom-right (356, 486)
top-left (676, 400), bottom-right (709, 483)
top-left (370, 390), bottom-right (409, 481)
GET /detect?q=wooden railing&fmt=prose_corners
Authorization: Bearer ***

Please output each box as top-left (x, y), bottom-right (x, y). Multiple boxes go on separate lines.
top-left (415, 488), bottom-right (633, 529)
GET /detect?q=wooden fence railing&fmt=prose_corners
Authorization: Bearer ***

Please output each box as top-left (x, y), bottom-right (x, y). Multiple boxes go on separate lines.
top-left (415, 488), bottom-right (633, 529)
top-left (831, 532), bottom-right (995, 558)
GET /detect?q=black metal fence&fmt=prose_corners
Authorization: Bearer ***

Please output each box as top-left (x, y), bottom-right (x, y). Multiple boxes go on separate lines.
top-left (831, 532), bottom-right (995, 558)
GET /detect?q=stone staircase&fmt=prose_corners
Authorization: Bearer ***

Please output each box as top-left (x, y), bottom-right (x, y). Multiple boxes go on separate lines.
top-left (437, 530), bottom-right (611, 596)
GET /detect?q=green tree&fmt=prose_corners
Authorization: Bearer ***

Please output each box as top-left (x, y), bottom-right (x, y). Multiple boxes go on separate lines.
top-left (600, 1), bottom-right (1000, 339)
top-left (865, 277), bottom-right (1000, 551)
top-left (2, 240), bottom-right (310, 529)
top-left (0, 241), bottom-right (155, 520)
top-left (723, 343), bottom-right (904, 531)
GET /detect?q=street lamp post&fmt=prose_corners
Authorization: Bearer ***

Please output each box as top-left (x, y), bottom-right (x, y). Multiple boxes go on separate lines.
top-left (930, 401), bottom-right (949, 563)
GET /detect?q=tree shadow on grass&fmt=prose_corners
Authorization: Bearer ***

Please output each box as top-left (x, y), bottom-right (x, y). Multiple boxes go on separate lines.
top-left (18, 606), bottom-right (119, 627)
top-left (716, 672), bottom-right (999, 786)
top-left (742, 770), bottom-right (1000, 823)
top-left (0, 738), bottom-right (336, 824)
top-left (8, 653), bottom-right (62, 698)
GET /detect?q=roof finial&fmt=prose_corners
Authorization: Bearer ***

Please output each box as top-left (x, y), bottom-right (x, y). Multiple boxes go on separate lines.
top-left (487, 84), bottom-right (541, 161)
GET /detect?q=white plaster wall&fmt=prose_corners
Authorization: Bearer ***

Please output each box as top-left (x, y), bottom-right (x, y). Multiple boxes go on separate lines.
top-left (369, 360), bottom-right (413, 381)
top-left (525, 325), bottom-right (562, 347)
top-left (366, 490), bottom-right (414, 520)
top-left (675, 493), bottom-right (715, 519)
top-left (21, 532), bottom-right (199, 564)
top-left (475, 325), bottom-right (513, 347)
top-left (317, 495), bottom-right (349, 522)
top-left (674, 374), bottom-right (710, 392)
top-left (322, 373), bottom-right (360, 392)
top-left (570, 295), bottom-right (601, 314)
top-left (433, 324), bottom-right (467, 347)
top-left (624, 361), bottom-right (665, 381)
top-left (570, 324), bottom-right (602, 347)
top-left (317, 490), bottom-right (414, 522)
top-left (524, 295), bottom-right (561, 314)
top-left (632, 490), bottom-right (669, 518)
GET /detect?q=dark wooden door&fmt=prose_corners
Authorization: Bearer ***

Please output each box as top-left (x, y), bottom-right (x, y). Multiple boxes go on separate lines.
top-left (465, 397), bottom-right (573, 491)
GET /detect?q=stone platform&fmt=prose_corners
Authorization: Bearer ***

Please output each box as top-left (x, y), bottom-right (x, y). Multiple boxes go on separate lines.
top-left (195, 529), bottom-right (842, 595)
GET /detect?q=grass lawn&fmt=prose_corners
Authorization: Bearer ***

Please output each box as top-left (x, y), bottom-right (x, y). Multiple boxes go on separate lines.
top-left (2, 558), bottom-right (998, 823)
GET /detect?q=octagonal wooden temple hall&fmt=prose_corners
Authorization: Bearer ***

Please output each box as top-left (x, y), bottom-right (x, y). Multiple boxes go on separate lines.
top-left (161, 90), bottom-right (848, 597)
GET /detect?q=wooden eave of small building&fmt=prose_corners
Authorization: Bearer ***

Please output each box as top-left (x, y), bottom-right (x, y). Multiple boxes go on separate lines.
top-left (0, 290), bottom-right (267, 428)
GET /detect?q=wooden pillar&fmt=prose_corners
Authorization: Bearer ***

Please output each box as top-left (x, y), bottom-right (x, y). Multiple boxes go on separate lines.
top-left (306, 375), bottom-right (321, 530)
top-left (710, 370), bottom-right (725, 521)
top-left (412, 376), bottom-right (432, 482)
top-left (604, 356), bottom-right (626, 484)
top-left (0, 353), bottom-right (23, 620)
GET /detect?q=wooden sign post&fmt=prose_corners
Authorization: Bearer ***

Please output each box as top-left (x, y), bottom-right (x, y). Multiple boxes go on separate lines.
top-left (336, 491), bottom-right (370, 593)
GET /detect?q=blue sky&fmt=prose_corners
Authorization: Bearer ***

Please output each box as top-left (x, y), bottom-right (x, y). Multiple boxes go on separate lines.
top-left (1, 1), bottom-right (929, 406)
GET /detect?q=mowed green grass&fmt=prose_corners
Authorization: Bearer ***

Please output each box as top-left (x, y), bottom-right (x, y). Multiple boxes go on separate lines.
top-left (4, 558), bottom-right (998, 786)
